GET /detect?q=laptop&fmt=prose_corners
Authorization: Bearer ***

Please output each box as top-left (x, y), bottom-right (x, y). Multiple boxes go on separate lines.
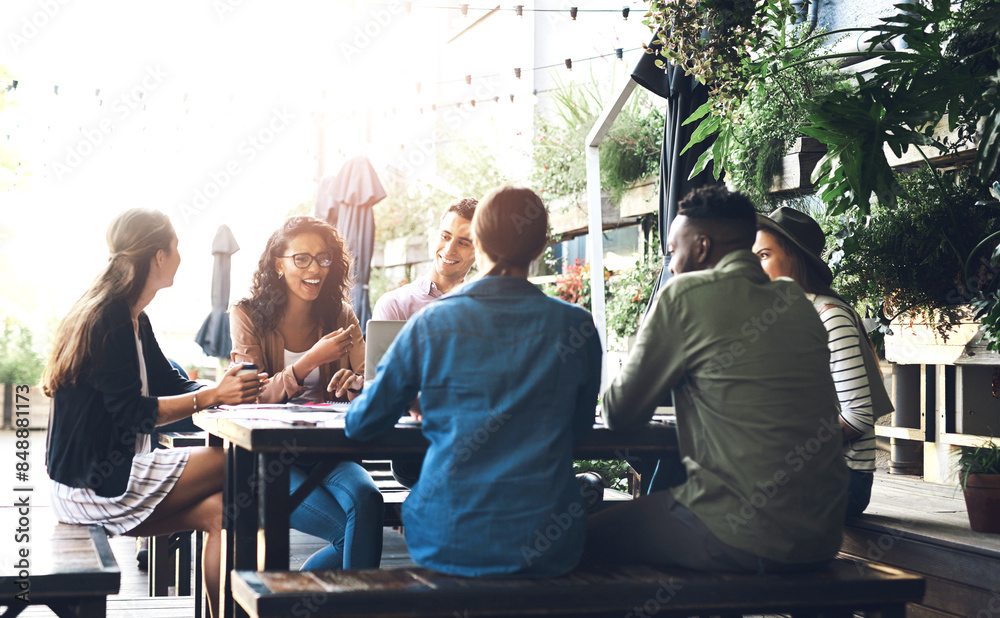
top-left (364, 320), bottom-right (407, 382)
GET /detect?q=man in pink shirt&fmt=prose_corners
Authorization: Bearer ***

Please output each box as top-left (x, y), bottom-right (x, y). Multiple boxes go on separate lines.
top-left (371, 197), bottom-right (477, 488)
top-left (372, 198), bottom-right (478, 321)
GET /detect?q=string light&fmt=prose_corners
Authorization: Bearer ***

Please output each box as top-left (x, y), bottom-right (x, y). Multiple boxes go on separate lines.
top-left (10, 45), bottom-right (642, 120)
top-left (345, 1), bottom-right (631, 16)
top-left (570, 6), bottom-right (578, 19)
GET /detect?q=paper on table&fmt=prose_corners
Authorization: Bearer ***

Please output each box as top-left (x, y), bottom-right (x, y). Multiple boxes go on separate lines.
top-left (204, 407), bottom-right (346, 427)
top-left (218, 402), bottom-right (350, 413)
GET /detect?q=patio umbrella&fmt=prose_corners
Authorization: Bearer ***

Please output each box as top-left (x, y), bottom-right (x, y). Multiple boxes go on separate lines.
top-left (632, 34), bottom-right (723, 292)
top-left (195, 224), bottom-right (239, 359)
top-left (315, 156), bottom-right (386, 335)
top-left (630, 35), bottom-right (723, 466)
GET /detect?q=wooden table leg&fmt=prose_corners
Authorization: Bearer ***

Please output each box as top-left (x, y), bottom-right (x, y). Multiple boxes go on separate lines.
top-left (222, 442), bottom-right (256, 618)
top-left (257, 452), bottom-right (291, 571)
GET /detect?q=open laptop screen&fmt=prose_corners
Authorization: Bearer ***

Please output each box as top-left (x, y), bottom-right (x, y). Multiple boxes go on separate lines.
top-left (364, 320), bottom-right (407, 382)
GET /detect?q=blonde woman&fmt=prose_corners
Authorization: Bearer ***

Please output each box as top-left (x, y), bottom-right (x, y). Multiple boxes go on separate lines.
top-left (43, 209), bottom-right (262, 618)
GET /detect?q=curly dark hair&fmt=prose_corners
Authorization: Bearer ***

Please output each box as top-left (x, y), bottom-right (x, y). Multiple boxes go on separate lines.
top-left (678, 185), bottom-right (756, 248)
top-left (236, 216), bottom-right (353, 333)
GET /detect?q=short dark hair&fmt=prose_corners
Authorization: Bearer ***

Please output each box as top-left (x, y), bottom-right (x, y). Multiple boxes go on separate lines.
top-left (678, 185), bottom-right (756, 246)
top-left (444, 197), bottom-right (477, 221)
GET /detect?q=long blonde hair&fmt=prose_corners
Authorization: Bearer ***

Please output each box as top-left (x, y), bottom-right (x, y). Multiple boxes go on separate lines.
top-left (473, 186), bottom-right (548, 277)
top-left (41, 209), bottom-right (176, 396)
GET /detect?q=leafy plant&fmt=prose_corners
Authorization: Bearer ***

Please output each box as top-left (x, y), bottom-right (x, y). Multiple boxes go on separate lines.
top-left (605, 248), bottom-right (661, 343)
top-left (674, 23), bottom-right (848, 203)
top-left (660, 0), bottom-right (1000, 344)
top-left (574, 459), bottom-right (631, 492)
top-left (957, 439), bottom-right (1000, 490)
top-left (833, 168), bottom-right (1000, 333)
top-left (0, 317), bottom-right (44, 385)
top-left (531, 76), bottom-right (664, 201)
top-left (645, 0), bottom-right (799, 119)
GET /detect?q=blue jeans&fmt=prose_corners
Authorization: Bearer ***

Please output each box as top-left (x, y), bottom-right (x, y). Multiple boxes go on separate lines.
top-left (289, 460), bottom-right (384, 570)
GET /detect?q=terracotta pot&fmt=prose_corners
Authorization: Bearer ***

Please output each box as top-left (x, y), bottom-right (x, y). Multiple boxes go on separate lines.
top-left (187, 369), bottom-right (199, 380)
top-left (963, 474), bottom-right (1000, 533)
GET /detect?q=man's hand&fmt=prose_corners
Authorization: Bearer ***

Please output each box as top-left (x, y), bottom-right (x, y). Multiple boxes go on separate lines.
top-left (407, 396), bottom-right (422, 422)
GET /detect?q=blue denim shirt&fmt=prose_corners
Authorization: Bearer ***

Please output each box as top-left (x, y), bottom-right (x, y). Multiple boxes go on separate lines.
top-left (346, 276), bottom-right (602, 577)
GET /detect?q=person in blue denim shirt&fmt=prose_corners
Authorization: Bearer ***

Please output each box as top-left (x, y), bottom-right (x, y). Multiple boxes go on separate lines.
top-left (346, 186), bottom-right (603, 577)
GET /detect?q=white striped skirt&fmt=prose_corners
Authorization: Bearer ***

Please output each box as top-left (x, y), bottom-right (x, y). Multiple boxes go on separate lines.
top-left (51, 446), bottom-right (190, 536)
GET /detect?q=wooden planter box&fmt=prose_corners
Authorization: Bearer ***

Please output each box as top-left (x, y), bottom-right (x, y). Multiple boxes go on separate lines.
top-left (770, 137), bottom-right (827, 194)
top-left (884, 306), bottom-right (1000, 366)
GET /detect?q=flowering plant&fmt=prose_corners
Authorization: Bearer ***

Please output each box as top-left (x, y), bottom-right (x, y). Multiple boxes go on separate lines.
top-left (554, 259), bottom-right (591, 309)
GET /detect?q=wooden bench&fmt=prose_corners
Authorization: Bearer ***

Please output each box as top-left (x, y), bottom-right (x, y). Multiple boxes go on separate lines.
top-left (232, 557), bottom-right (924, 618)
top-left (0, 521), bottom-right (120, 617)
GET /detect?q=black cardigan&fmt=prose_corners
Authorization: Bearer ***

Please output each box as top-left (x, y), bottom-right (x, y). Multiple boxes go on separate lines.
top-left (45, 299), bottom-right (200, 498)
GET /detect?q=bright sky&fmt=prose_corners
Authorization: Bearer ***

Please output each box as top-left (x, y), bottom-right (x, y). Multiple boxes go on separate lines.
top-left (0, 0), bottom-right (446, 365)
top-left (0, 0), bottom-right (653, 366)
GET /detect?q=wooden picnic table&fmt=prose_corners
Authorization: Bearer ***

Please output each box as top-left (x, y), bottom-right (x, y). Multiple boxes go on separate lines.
top-left (193, 408), bottom-right (678, 618)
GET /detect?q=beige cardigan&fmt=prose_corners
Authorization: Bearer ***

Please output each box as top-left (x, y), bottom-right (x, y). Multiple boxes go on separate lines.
top-left (229, 302), bottom-right (365, 403)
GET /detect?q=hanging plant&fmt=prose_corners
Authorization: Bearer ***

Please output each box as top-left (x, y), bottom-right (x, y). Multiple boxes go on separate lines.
top-left (645, 0), bottom-right (799, 119)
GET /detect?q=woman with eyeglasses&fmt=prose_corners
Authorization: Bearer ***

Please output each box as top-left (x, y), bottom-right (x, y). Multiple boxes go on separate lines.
top-left (231, 215), bottom-right (383, 570)
top-left (43, 209), bottom-right (263, 618)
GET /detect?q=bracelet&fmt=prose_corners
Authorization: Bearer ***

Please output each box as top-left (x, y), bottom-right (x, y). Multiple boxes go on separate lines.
top-left (193, 391), bottom-right (199, 412)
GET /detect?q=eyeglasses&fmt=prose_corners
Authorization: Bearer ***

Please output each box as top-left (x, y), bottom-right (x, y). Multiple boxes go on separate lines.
top-left (281, 253), bottom-right (333, 269)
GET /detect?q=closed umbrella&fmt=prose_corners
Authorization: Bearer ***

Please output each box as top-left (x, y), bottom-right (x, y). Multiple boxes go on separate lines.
top-left (632, 34), bottom-right (723, 292)
top-left (315, 156), bottom-right (386, 335)
top-left (630, 36), bottom-right (723, 469)
top-left (195, 224), bottom-right (239, 358)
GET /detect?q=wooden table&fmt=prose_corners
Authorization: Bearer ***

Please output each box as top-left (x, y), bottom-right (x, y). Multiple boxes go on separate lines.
top-left (194, 411), bottom-right (678, 618)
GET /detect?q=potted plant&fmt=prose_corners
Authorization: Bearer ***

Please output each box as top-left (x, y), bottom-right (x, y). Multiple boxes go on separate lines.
top-left (957, 440), bottom-right (1000, 533)
top-left (185, 364), bottom-right (200, 381)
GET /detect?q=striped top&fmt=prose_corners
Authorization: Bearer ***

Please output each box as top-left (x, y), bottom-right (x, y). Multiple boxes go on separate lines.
top-left (813, 295), bottom-right (876, 472)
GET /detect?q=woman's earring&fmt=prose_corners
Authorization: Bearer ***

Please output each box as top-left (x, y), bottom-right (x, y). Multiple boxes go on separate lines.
top-left (278, 271), bottom-right (284, 279)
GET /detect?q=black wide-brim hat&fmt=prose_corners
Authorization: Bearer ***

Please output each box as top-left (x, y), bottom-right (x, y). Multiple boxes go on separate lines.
top-left (756, 207), bottom-right (834, 286)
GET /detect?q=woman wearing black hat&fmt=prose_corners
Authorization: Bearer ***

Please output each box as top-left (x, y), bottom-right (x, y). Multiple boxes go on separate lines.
top-left (753, 208), bottom-right (893, 517)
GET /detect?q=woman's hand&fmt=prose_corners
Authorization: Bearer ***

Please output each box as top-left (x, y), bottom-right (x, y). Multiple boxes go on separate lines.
top-left (328, 368), bottom-right (364, 399)
top-left (215, 363), bottom-right (267, 405)
top-left (308, 324), bottom-right (358, 367)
